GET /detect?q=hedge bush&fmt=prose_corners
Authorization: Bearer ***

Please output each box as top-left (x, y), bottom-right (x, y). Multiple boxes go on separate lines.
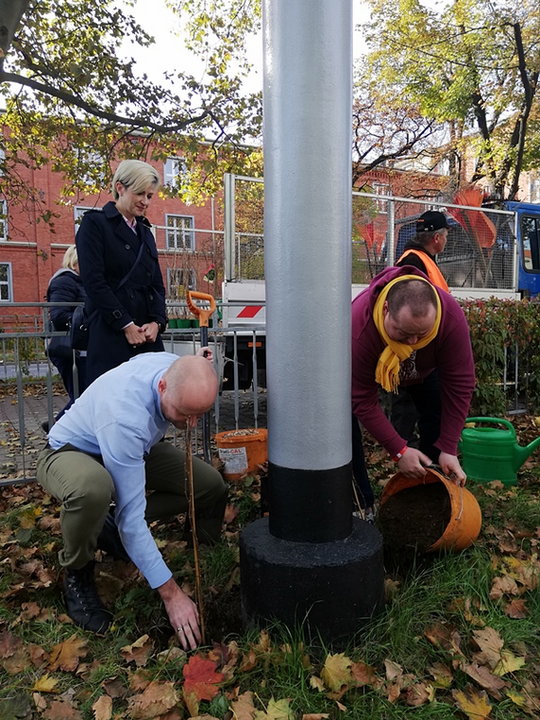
top-left (460, 298), bottom-right (540, 415)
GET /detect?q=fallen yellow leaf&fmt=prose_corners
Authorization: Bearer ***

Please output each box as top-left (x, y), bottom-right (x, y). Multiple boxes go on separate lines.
top-left (254, 697), bottom-right (294, 720)
top-left (505, 690), bottom-right (526, 708)
top-left (427, 662), bottom-right (453, 688)
top-left (493, 649), bottom-right (526, 676)
top-left (309, 676), bottom-right (325, 692)
top-left (321, 653), bottom-right (353, 692)
top-left (452, 686), bottom-right (492, 720)
top-left (32, 674), bottom-right (59, 693)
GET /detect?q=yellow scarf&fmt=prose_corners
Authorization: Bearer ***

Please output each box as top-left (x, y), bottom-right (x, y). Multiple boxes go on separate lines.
top-left (373, 275), bottom-right (441, 392)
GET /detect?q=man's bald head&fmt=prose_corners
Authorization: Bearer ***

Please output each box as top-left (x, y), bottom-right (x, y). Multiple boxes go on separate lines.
top-left (383, 279), bottom-right (438, 345)
top-left (158, 355), bottom-right (218, 428)
top-left (386, 279), bottom-right (437, 319)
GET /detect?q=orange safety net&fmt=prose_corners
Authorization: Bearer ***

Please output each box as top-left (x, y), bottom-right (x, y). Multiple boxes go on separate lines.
top-left (358, 222), bottom-right (385, 255)
top-left (448, 187), bottom-right (497, 249)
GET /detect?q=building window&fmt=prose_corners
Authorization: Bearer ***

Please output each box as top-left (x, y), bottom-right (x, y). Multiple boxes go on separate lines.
top-left (0, 262), bottom-right (12, 301)
top-left (167, 268), bottom-right (196, 299)
top-left (77, 150), bottom-right (107, 188)
top-left (0, 148), bottom-right (5, 176)
top-left (164, 157), bottom-right (187, 188)
top-left (166, 214), bottom-right (194, 250)
top-left (0, 199), bottom-right (7, 240)
top-left (529, 176), bottom-right (540, 204)
top-left (372, 182), bottom-right (391, 212)
top-left (74, 206), bottom-right (93, 229)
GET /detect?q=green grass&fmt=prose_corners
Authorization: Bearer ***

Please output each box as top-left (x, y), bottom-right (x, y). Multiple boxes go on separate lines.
top-left (0, 465), bottom-right (539, 719)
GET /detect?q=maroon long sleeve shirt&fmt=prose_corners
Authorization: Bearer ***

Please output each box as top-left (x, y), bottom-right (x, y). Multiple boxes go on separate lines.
top-left (352, 266), bottom-right (475, 458)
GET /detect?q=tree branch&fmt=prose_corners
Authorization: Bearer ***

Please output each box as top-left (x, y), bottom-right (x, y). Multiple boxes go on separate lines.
top-left (0, 69), bottom-right (212, 133)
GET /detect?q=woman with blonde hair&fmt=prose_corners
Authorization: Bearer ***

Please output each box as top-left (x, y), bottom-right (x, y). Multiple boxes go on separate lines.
top-left (76, 159), bottom-right (167, 384)
top-left (45, 244), bottom-right (88, 425)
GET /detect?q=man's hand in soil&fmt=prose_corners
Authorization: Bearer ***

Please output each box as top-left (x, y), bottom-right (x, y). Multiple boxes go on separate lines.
top-left (397, 447), bottom-right (431, 477)
top-left (158, 577), bottom-right (202, 650)
top-left (438, 452), bottom-right (466, 486)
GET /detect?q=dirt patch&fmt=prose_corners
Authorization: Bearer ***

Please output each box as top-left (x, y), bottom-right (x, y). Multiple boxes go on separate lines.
top-left (378, 482), bottom-right (451, 551)
top-left (205, 586), bottom-right (243, 642)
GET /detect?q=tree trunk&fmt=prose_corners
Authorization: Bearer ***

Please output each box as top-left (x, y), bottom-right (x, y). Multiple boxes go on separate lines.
top-left (0, 0), bottom-right (28, 71)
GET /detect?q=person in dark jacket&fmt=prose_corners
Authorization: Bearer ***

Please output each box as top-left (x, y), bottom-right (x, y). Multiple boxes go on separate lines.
top-left (46, 245), bottom-right (88, 423)
top-left (76, 159), bottom-right (168, 385)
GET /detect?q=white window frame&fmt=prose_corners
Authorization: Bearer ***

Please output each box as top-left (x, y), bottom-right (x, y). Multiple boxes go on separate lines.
top-left (372, 182), bottom-right (391, 213)
top-left (166, 214), bottom-right (195, 250)
top-left (0, 148), bottom-right (5, 177)
top-left (167, 268), bottom-right (196, 299)
top-left (0, 199), bottom-right (7, 241)
top-left (164, 157), bottom-right (187, 187)
top-left (529, 176), bottom-right (540, 204)
top-left (0, 261), bottom-right (12, 302)
top-left (74, 205), bottom-right (93, 230)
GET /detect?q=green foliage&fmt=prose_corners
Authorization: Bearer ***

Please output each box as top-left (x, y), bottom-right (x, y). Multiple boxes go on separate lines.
top-left (0, 0), bottom-right (263, 210)
top-left (358, 0), bottom-right (540, 197)
top-left (460, 297), bottom-right (540, 414)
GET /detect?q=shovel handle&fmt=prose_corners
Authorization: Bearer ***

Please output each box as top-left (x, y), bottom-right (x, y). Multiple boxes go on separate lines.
top-left (187, 291), bottom-right (216, 328)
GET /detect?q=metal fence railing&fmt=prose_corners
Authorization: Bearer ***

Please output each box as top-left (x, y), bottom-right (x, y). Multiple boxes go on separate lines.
top-left (223, 173), bottom-right (518, 294)
top-left (0, 304), bottom-right (267, 487)
top-left (0, 301), bottom-right (531, 487)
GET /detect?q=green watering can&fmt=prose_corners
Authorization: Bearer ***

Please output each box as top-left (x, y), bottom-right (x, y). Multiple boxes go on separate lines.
top-left (459, 416), bottom-right (540, 486)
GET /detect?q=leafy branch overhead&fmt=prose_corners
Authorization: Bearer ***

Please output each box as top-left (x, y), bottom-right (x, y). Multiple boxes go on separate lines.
top-left (356, 0), bottom-right (540, 199)
top-left (0, 0), bottom-right (262, 203)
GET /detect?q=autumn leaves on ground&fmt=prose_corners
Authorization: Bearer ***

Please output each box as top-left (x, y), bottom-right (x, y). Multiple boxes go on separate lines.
top-left (0, 423), bottom-right (539, 720)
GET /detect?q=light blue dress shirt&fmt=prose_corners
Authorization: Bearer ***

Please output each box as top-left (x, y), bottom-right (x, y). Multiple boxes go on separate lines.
top-left (48, 352), bottom-right (180, 589)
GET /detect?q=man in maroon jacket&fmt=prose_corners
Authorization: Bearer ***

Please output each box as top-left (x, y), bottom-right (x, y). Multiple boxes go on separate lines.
top-left (351, 266), bottom-right (475, 514)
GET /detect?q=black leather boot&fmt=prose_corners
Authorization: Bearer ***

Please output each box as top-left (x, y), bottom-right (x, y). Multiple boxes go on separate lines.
top-left (63, 562), bottom-right (112, 634)
top-left (96, 511), bottom-right (130, 562)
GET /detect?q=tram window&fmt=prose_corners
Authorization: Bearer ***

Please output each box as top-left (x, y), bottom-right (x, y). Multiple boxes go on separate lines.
top-left (521, 216), bottom-right (540, 271)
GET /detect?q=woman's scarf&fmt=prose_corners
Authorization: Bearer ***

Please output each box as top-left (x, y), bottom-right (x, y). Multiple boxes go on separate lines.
top-left (372, 275), bottom-right (441, 392)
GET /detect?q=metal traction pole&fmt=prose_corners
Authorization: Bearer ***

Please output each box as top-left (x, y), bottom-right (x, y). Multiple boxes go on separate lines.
top-left (240, 0), bottom-right (384, 643)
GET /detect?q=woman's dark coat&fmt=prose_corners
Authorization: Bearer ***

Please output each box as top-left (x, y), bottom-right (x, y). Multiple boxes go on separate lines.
top-left (46, 268), bottom-right (88, 412)
top-left (47, 268), bottom-right (86, 332)
top-left (76, 201), bottom-right (167, 384)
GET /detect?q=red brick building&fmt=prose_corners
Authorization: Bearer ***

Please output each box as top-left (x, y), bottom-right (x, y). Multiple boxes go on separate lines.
top-left (0, 153), bottom-right (223, 329)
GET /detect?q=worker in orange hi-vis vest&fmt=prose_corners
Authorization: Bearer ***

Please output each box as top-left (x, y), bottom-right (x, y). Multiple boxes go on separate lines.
top-left (396, 211), bottom-right (450, 292)
top-left (389, 210), bottom-right (451, 472)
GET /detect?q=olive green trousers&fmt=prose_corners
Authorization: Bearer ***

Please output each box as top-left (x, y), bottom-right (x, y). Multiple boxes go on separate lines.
top-left (36, 441), bottom-right (227, 570)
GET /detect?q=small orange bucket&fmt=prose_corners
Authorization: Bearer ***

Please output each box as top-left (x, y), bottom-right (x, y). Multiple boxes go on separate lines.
top-left (379, 467), bottom-right (482, 552)
top-left (215, 428), bottom-right (268, 481)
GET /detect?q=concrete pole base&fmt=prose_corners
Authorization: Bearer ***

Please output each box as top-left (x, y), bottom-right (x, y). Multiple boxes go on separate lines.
top-left (240, 517), bottom-right (385, 644)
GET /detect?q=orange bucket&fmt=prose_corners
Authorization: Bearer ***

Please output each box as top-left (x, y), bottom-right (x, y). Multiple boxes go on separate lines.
top-left (379, 467), bottom-right (482, 552)
top-left (215, 428), bottom-right (268, 481)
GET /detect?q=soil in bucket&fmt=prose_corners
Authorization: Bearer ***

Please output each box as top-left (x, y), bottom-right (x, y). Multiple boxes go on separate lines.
top-left (379, 469), bottom-right (482, 577)
top-left (378, 482), bottom-right (451, 552)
